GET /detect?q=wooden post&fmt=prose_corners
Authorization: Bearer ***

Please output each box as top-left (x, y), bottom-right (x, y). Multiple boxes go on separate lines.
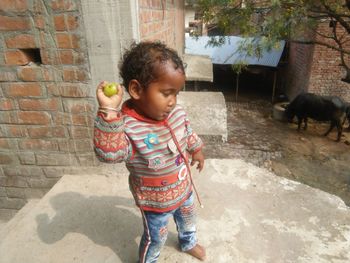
top-left (272, 71), bottom-right (277, 103)
top-left (235, 73), bottom-right (240, 102)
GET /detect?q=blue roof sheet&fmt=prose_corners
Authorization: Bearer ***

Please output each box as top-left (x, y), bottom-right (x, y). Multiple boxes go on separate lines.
top-left (185, 36), bottom-right (285, 67)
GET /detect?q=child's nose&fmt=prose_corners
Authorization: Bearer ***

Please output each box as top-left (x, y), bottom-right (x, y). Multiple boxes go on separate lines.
top-left (168, 95), bottom-right (176, 106)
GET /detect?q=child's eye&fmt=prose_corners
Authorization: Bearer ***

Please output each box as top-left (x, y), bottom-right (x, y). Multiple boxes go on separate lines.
top-left (162, 91), bottom-right (172, 97)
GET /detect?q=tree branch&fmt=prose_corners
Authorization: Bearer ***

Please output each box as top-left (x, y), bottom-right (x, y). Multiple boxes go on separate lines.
top-left (322, 3), bottom-right (350, 33)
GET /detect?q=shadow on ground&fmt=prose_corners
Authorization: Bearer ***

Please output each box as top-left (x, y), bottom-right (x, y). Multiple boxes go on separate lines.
top-left (35, 192), bottom-right (143, 262)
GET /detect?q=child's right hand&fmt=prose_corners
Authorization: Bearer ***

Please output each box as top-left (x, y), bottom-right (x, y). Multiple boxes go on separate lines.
top-left (96, 81), bottom-right (124, 109)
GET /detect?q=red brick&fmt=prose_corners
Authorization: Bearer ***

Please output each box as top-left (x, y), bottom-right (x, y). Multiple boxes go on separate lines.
top-left (0, 153), bottom-right (15, 164)
top-left (17, 66), bottom-right (59, 82)
top-left (0, 139), bottom-right (11, 149)
top-left (75, 53), bottom-right (85, 64)
top-left (71, 114), bottom-right (93, 126)
top-left (0, 112), bottom-right (17, 124)
top-left (34, 16), bottom-right (45, 29)
top-left (56, 33), bottom-right (79, 48)
top-left (39, 32), bottom-right (48, 49)
top-left (18, 111), bottom-right (51, 125)
top-left (57, 139), bottom-right (75, 152)
top-left (18, 98), bottom-right (61, 111)
top-left (17, 67), bottom-right (39, 81)
top-left (6, 83), bottom-right (42, 97)
top-left (27, 126), bottom-right (66, 138)
top-left (0, 0), bottom-right (28, 12)
top-left (47, 83), bottom-right (89, 97)
top-left (4, 50), bottom-right (32, 65)
top-left (74, 139), bottom-right (93, 152)
top-left (63, 68), bottom-right (88, 82)
top-left (76, 69), bottom-right (88, 82)
top-left (42, 68), bottom-right (61, 81)
top-left (71, 34), bottom-right (80, 48)
top-left (18, 153), bottom-right (36, 165)
top-left (59, 50), bottom-right (74, 64)
top-left (63, 68), bottom-right (75, 81)
top-left (18, 139), bottom-right (58, 151)
top-left (66, 15), bottom-right (78, 30)
top-left (46, 84), bottom-right (60, 96)
top-left (69, 127), bottom-right (91, 139)
top-left (36, 153), bottom-right (78, 166)
top-left (5, 34), bottom-right (36, 48)
top-left (0, 15), bottom-right (30, 30)
top-left (51, 0), bottom-right (77, 11)
top-left (0, 99), bottom-right (16, 111)
top-left (53, 14), bottom-right (66, 31)
top-left (63, 100), bottom-right (94, 114)
top-left (6, 125), bottom-right (27, 137)
top-left (0, 71), bottom-right (17, 82)
top-left (40, 49), bottom-right (53, 64)
top-left (52, 112), bottom-right (71, 125)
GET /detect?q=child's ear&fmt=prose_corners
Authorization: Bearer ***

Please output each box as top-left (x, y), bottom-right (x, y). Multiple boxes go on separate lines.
top-left (128, 79), bottom-right (143, 100)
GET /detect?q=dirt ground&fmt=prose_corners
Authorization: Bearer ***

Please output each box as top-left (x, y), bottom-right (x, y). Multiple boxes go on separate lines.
top-left (203, 93), bottom-right (350, 207)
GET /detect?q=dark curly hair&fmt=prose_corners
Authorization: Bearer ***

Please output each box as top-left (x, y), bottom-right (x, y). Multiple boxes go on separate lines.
top-left (119, 41), bottom-right (185, 91)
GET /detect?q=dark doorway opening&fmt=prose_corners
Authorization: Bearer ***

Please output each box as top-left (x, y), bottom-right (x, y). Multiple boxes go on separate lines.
top-left (213, 64), bottom-right (276, 102)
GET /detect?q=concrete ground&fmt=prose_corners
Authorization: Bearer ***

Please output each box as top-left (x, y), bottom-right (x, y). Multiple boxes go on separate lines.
top-left (0, 159), bottom-right (349, 263)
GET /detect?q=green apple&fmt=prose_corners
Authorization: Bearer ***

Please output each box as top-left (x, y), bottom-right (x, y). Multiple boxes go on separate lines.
top-left (103, 82), bottom-right (119, 97)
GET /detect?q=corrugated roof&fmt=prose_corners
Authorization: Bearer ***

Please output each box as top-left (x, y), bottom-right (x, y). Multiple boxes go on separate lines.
top-left (185, 36), bottom-right (285, 67)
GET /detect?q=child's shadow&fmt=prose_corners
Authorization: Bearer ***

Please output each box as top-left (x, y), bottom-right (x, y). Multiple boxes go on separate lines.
top-left (35, 191), bottom-right (142, 262)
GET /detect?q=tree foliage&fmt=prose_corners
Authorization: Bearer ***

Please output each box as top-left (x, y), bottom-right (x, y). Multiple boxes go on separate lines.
top-left (196, 0), bottom-right (350, 83)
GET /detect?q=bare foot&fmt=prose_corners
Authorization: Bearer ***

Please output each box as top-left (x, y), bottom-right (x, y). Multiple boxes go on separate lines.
top-left (185, 244), bottom-right (206, 261)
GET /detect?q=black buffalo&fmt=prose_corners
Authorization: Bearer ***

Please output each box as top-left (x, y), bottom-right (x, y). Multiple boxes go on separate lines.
top-left (285, 93), bottom-right (346, 141)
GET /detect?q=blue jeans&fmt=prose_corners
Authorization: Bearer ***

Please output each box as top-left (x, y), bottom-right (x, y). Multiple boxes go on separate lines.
top-left (138, 192), bottom-right (197, 263)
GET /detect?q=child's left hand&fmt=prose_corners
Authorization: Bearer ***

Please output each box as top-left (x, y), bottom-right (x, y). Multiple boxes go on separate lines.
top-left (191, 150), bottom-right (204, 172)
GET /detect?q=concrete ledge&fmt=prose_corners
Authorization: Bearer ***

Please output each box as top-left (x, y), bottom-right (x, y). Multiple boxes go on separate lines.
top-left (183, 54), bottom-right (213, 82)
top-left (0, 199), bottom-right (39, 239)
top-left (120, 91), bottom-right (228, 141)
top-left (0, 159), bottom-right (349, 262)
top-left (178, 91), bottom-right (227, 142)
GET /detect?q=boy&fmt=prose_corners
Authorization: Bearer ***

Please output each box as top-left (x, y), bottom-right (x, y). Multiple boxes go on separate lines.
top-left (94, 41), bottom-right (206, 262)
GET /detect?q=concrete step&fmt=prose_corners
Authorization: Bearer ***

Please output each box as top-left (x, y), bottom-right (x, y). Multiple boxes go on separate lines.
top-left (0, 199), bottom-right (39, 240)
top-left (0, 220), bottom-right (6, 236)
top-left (0, 159), bottom-right (349, 263)
top-left (178, 92), bottom-right (228, 142)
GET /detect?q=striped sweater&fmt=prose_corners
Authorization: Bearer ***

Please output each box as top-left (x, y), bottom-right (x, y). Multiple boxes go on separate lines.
top-left (94, 101), bottom-right (203, 212)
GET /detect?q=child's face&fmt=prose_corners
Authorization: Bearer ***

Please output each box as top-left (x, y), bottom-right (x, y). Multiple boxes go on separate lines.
top-left (136, 62), bottom-right (185, 121)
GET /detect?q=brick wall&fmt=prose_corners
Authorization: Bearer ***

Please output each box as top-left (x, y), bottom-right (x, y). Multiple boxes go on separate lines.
top-left (139, 0), bottom-right (184, 55)
top-left (0, 0), bottom-right (94, 213)
top-left (308, 22), bottom-right (350, 101)
top-left (286, 21), bottom-right (350, 101)
top-left (0, 0), bottom-right (186, 215)
top-left (285, 42), bottom-right (315, 100)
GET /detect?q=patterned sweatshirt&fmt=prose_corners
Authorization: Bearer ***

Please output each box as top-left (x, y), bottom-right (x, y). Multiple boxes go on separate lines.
top-left (94, 100), bottom-right (203, 212)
